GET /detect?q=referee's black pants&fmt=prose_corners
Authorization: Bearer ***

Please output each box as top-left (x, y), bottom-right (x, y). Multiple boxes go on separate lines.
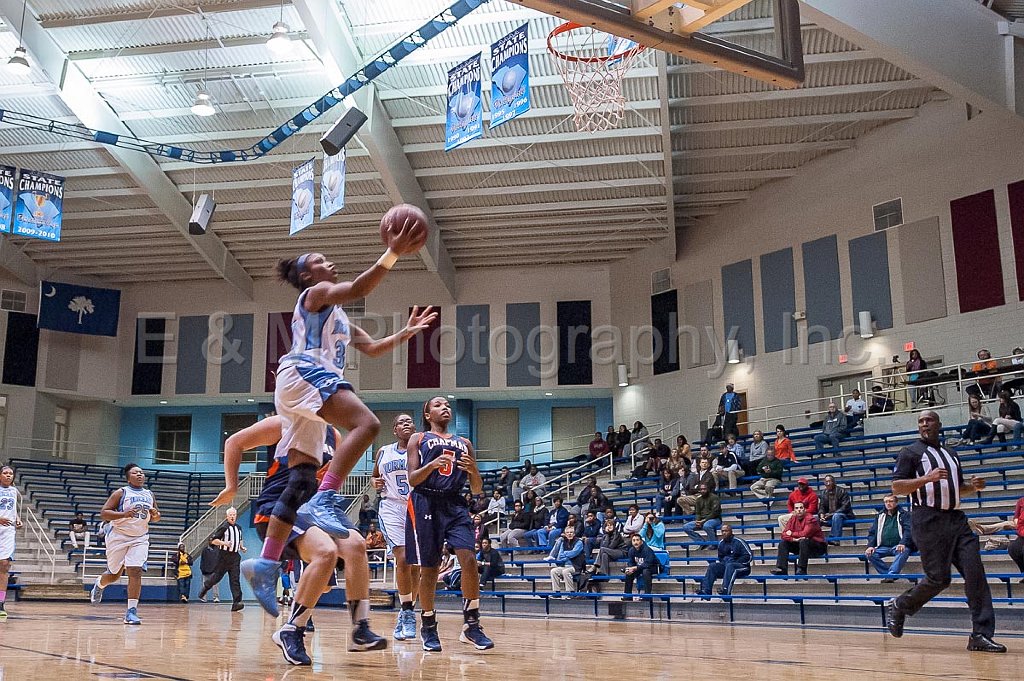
top-left (201, 551), bottom-right (242, 604)
top-left (895, 507), bottom-right (994, 638)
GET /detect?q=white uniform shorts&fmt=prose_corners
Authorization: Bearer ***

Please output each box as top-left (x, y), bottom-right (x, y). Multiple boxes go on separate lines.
top-left (0, 527), bottom-right (15, 561)
top-left (275, 364), bottom-right (353, 463)
top-left (379, 499), bottom-right (408, 549)
top-left (105, 530), bottom-right (149, 573)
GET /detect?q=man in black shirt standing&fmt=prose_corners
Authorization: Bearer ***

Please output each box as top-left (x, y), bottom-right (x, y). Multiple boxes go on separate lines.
top-left (886, 410), bottom-right (1005, 653)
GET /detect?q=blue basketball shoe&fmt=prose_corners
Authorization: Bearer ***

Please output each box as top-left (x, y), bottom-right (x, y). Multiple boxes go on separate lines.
top-left (273, 624), bottom-right (312, 666)
top-left (296, 489), bottom-right (351, 539)
top-left (241, 557), bottom-right (281, 617)
top-left (460, 622), bottom-right (494, 650)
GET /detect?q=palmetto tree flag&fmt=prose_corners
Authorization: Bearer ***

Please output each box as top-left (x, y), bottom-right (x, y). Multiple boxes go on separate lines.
top-left (38, 280), bottom-right (121, 336)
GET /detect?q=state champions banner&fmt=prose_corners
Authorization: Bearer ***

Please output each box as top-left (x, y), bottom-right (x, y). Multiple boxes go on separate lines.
top-left (13, 169), bottom-right (64, 242)
top-left (320, 148), bottom-right (346, 220)
top-left (490, 23), bottom-right (530, 129)
top-left (445, 53), bottom-right (483, 151)
top-left (0, 166), bottom-right (14, 233)
top-left (290, 158), bottom-right (315, 235)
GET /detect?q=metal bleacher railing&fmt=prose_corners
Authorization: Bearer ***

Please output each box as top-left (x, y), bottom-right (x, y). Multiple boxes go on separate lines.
top-left (706, 351), bottom-right (1024, 437)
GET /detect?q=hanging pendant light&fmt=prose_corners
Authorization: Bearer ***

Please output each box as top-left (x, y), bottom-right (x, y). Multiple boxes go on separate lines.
top-left (6, 1), bottom-right (31, 75)
top-left (192, 16), bottom-right (216, 117)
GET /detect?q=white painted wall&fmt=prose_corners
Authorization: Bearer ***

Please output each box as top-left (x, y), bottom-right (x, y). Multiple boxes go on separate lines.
top-left (610, 97), bottom-right (1024, 438)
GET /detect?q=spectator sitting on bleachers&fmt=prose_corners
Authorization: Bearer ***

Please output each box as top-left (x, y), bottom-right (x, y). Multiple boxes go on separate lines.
top-left (494, 466), bottom-right (512, 496)
top-left (577, 481), bottom-right (610, 516)
top-left (593, 520), bottom-right (628, 575)
top-left (844, 388), bottom-right (867, 430)
top-left (472, 514), bottom-right (489, 545)
top-left (771, 502), bottom-right (827, 576)
top-left (705, 406), bottom-right (725, 445)
top-left (727, 434), bottom-right (749, 476)
top-left (819, 474), bottom-right (855, 545)
top-left (365, 521), bottom-right (386, 550)
top-left (602, 507), bottom-right (621, 534)
top-left (437, 544), bottom-right (461, 591)
top-left (656, 468), bottom-right (680, 517)
top-left (498, 500), bottom-right (530, 548)
top-left (485, 489), bottom-right (506, 524)
top-left (589, 432), bottom-right (610, 461)
top-left (623, 504), bottom-right (644, 536)
top-left (750, 448), bottom-right (784, 507)
top-left (605, 426), bottom-right (618, 454)
top-left (813, 403), bottom-right (848, 451)
top-left (642, 513), bottom-right (666, 551)
top-left (520, 465), bottom-right (547, 497)
top-left (522, 489), bottom-right (538, 513)
top-left (778, 478), bottom-right (818, 529)
top-left (510, 475), bottom-right (523, 505)
top-left (522, 497), bottom-right (549, 548)
top-left (773, 425), bottom-right (796, 464)
top-left (631, 440), bottom-right (664, 479)
top-left (664, 446), bottom-right (688, 478)
top-left (868, 385), bottom-right (895, 414)
top-left (357, 494), bottom-right (376, 534)
top-left (615, 425), bottom-right (632, 456)
top-left (477, 537), bottom-right (505, 588)
top-left (540, 497), bottom-right (570, 549)
top-left (865, 495), bottom-right (913, 582)
top-left (712, 442), bottom-right (742, 491)
top-left (971, 348), bottom-right (1002, 399)
top-left (631, 421), bottom-right (652, 448)
top-left (469, 493), bottom-right (489, 516)
top-left (982, 389), bottom-right (1023, 448)
top-left (622, 533), bottom-right (658, 600)
top-left (960, 393), bottom-right (994, 445)
top-left (677, 457), bottom-right (715, 514)
top-left (696, 524), bottom-right (752, 597)
top-left (681, 484), bottom-right (722, 547)
top-left (673, 435), bottom-right (692, 468)
top-left (68, 512), bottom-right (90, 550)
top-left (746, 430), bottom-right (767, 476)
top-left (581, 510), bottom-right (602, 557)
top-left (545, 526), bottom-right (586, 597)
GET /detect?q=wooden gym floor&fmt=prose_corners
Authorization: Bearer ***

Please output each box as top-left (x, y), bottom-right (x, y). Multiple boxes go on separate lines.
top-left (0, 602), bottom-right (1019, 680)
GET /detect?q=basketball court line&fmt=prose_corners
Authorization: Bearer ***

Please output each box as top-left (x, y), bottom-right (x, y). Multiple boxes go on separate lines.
top-left (0, 642), bottom-right (192, 681)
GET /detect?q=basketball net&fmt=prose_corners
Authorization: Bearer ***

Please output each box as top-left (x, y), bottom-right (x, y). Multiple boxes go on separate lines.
top-left (547, 22), bottom-right (646, 133)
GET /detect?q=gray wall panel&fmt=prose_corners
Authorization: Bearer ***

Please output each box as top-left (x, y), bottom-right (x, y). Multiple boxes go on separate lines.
top-left (849, 231), bottom-right (894, 331)
top-left (456, 304), bottom-right (490, 388)
top-left (219, 313), bottom-right (253, 393)
top-left (802, 235), bottom-right (844, 344)
top-left (721, 260), bottom-right (757, 357)
top-left (506, 302), bottom-right (541, 387)
top-left (175, 315), bottom-right (208, 395)
top-left (760, 248), bottom-right (797, 352)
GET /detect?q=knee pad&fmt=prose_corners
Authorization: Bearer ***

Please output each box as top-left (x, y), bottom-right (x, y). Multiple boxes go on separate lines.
top-left (272, 463), bottom-right (319, 524)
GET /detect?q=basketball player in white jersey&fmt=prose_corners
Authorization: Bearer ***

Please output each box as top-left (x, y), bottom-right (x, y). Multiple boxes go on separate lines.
top-left (372, 414), bottom-right (420, 641)
top-left (0, 465), bottom-right (23, 620)
top-left (242, 237), bottom-right (436, 617)
top-left (212, 415), bottom-right (385, 665)
top-left (91, 463), bottom-right (160, 624)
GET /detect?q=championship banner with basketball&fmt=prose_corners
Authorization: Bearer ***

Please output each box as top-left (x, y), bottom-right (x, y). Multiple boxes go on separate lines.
top-left (289, 158), bottom-right (315, 235)
top-left (490, 23), bottom-right (530, 129)
top-left (13, 169), bottom-right (64, 242)
top-left (320, 148), bottom-right (346, 220)
top-left (38, 280), bottom-right (121, 337)
top-left (445, 53), bottom-right (483, 151)
top-left (0, 166), bottom-right (14, 233)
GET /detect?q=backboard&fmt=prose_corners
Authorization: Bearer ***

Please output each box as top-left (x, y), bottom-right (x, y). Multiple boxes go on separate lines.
top-left (507, 0), bottom-right (805, 87)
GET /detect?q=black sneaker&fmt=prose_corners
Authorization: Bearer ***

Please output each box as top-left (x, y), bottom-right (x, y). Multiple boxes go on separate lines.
top-left (885, 599), bottom-right (905, 638)
top-left (967, 635), bottom-right (1006, 653)
top-left (421, 622), bottom-right (442, 652)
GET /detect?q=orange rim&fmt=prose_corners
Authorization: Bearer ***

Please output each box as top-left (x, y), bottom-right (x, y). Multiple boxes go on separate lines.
top-left (547, 21), bottom-right (646, 64)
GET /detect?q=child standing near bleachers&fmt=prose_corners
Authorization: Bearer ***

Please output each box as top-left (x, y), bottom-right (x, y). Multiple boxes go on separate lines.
top-left (90, 463), bottom-right (161, 625)
top-left (0, 464), bottom-right (23, 620)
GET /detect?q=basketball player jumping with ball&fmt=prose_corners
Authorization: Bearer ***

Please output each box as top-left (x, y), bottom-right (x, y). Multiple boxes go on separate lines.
top-left (241, 204), bottom-right (436, 616)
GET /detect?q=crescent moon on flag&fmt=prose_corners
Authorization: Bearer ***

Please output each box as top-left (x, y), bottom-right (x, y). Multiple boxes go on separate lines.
top-left (44, 286), bottom-right (57, 298)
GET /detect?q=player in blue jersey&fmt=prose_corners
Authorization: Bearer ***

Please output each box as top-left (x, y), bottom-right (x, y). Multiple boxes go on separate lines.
top-left (212, 415), bottom-right (385, 665)
top-left (91, 463), bottom-right (161, 625)
top-left (406, 396), bottom-right (494, 652)
top-left (241, 235), bottom-right (436, 617)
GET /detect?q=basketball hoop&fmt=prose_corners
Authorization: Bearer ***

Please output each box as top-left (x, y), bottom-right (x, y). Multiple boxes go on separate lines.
top-left (547, 22), bottom-right (646, 133)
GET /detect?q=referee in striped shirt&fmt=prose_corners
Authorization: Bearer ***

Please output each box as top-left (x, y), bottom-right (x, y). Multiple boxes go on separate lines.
top-left (199, 507), bottom-right (247, 611)
top-left (885, 410), bottom-right (1005, 653)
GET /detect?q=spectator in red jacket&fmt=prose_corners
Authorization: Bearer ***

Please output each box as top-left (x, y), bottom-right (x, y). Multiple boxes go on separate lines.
top-left (589, 432), bottom-right (610, 461)
top-left (771, 502), bottom-right (827, 575)
top-left (1009, 496), bottom-right (1024, 575)
top-left (777, 477), bottom-right (819, 529)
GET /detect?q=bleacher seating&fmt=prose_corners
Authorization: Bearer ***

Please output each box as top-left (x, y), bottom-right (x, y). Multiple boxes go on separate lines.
top-left (457, 428), bottom-right (1024, 619)
top-left (11, 458), bottom-right (224, 572)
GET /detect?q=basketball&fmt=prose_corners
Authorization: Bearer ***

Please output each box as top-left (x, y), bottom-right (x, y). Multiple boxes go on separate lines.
top-left (380, 203), bottom-right (429, 255)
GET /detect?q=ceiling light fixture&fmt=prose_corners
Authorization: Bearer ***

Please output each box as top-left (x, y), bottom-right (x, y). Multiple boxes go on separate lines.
top-left (192, 15), bottom-right (216, 117)
top-left (267, 21), bottom-right (292, 54)
top-left (6, 1), bottom-right (30, 75)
